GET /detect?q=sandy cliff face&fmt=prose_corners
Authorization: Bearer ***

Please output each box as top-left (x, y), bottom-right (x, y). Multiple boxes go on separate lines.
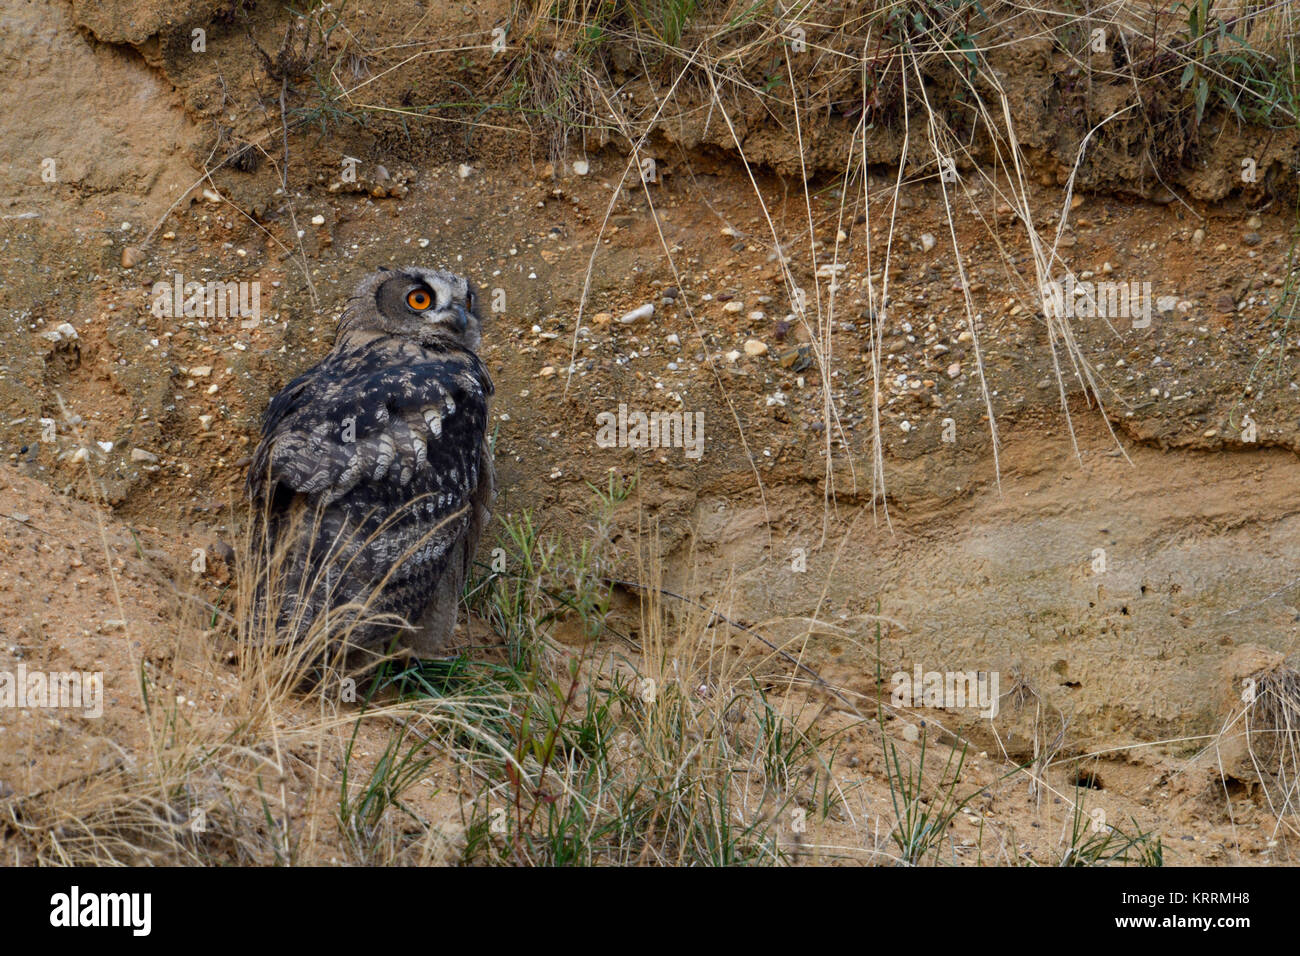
top-left (0, 0), bottom-right (1298, 863)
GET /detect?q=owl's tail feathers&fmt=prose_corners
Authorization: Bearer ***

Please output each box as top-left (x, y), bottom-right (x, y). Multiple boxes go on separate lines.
top-left (236, 496), bottom-right (420, 686)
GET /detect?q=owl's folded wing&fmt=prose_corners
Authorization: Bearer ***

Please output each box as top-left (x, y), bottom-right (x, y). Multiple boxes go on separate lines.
top-left (248, 356), bottom-right (485, 507)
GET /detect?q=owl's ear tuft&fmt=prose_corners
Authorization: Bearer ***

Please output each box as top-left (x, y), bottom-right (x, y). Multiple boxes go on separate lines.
top-left (466, 279), bottom-right (482, 317)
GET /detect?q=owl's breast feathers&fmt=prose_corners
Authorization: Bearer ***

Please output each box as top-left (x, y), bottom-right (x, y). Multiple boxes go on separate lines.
top-left (247, 337), bottom-right (494, 636)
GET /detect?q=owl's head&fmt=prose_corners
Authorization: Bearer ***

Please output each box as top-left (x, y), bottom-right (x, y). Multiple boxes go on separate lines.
top-left (341, 266), bottom-right (483, 352)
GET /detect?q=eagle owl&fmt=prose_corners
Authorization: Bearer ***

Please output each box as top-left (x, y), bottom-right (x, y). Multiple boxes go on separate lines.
top-left (246, 266), bottom-right (494, 664)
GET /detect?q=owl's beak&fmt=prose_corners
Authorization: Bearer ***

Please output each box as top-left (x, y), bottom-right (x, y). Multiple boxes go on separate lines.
top-left (452, 304), bottom-right (469, 332)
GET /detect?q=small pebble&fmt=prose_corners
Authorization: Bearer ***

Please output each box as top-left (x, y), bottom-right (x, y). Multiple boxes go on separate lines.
top-left (619, 303), bottom-right (654, 324)
top-left (42, 323), bottom-right (78, 343)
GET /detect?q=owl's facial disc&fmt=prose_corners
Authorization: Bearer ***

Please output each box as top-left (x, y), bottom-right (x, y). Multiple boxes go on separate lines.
top-left (403, 283), bottom-right (467, 330)
top-left (374, 270), bottom-right (476, 340)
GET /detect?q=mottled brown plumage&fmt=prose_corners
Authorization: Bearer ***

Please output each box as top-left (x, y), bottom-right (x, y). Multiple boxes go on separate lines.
top-left (246, 266), bottom-right (493, 663)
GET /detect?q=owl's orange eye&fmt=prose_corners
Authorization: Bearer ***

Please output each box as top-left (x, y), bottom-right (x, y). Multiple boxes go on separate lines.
top-left (406, 288), bottom-right (433, 311)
